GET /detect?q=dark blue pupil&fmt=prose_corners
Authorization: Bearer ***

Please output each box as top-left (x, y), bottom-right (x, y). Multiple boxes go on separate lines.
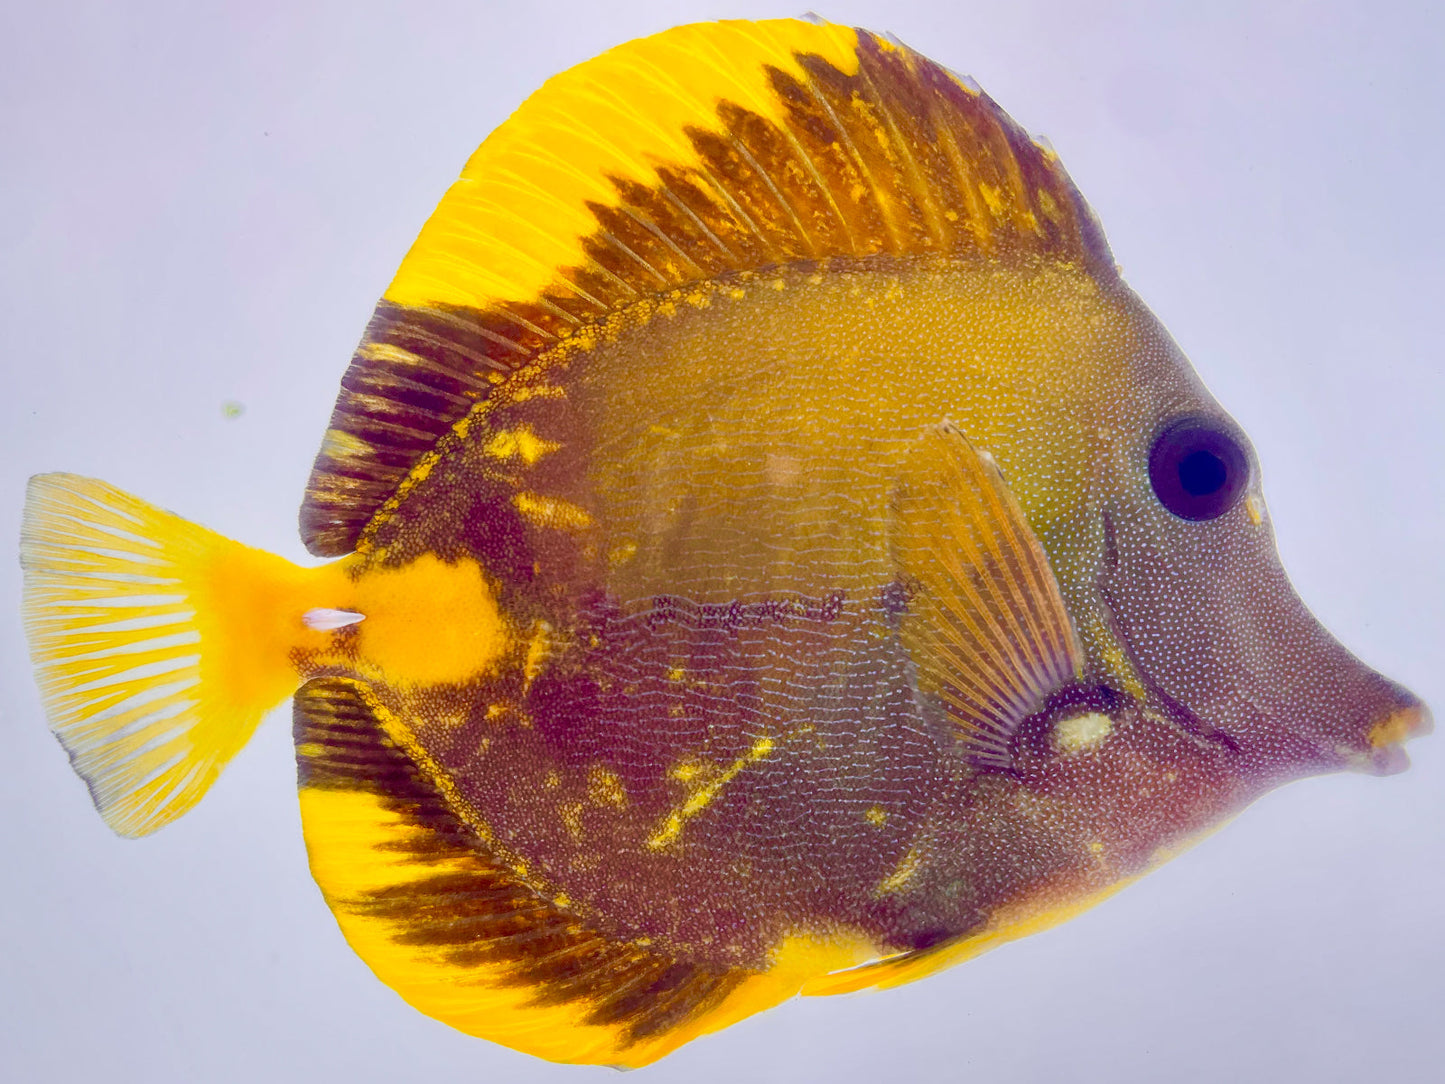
top-left (1178, 449), bottom-right (1226, 496)
top-left (1148, 419), bottom-right (1248, 521)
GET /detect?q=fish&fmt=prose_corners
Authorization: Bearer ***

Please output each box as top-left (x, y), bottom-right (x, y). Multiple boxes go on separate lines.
top-left (18, 17), bottom-right (1430, 1070)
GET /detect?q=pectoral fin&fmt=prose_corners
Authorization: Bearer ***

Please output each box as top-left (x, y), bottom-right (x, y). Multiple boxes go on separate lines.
top-left (890, 422), bottom-right (1081, 769)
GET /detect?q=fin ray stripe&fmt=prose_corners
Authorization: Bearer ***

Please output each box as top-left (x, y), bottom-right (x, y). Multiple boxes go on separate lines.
top-left (296, 677), bottom-right (882, 1066)
top-left (891, 423), bottom-right (1083, 769)
top-left (21, 474), bottom-right (346, 836)
top-left (301, 19), bottom-right (1111, 555)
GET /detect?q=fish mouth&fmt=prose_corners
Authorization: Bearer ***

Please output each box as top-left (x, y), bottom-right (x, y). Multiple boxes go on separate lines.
top-left (1092, 580), bottom-right (1431, 778)
top-left (1356, 700), bottom-right (1433, 776)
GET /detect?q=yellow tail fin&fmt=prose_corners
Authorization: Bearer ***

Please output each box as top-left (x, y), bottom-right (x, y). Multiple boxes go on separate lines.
top-left (20, 474), bottom-right (347, 837)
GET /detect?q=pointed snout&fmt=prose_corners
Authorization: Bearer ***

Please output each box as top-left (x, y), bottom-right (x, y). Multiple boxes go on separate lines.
top-left (1355, 697), bottom-right (1433, 776)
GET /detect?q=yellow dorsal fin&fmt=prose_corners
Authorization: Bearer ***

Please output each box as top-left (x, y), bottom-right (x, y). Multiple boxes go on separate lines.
top-left (302, 18), bottom-right (1113, 555)
top-left (890, 422), bottom-right (1083, 769)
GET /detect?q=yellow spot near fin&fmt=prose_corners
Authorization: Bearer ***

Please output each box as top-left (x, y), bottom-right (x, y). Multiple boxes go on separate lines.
top-left (876, 838), bottom-right (927, 895)
top-left (1087, 613), bottom-right (1150, 705)
top-left (514, 492), bottom-right (594, 530)
top-left (1054, 711), bottom-right (1114, 754)
top-left (647, 737), bottom-right (776, 849)
top-left (484, 426), bottom-right (560, 465)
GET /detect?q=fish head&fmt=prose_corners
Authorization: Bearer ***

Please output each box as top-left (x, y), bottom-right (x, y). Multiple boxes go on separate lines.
top-left (1077, 297), bottom-right (1429, 784)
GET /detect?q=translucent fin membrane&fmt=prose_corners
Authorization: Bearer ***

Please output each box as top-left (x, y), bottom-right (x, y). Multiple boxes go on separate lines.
top-left (301, 18), bottom-right (1113, 556)
top-left (296, 678), bottom-right (876, 1066)
top-left (890, 423), bottom-right (1082, 768)
top-left (21, 474), bottom-right (334, 836)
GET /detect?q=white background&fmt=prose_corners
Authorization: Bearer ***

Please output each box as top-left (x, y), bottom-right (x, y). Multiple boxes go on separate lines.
top-left (2, 2), bottom-right (1440, 1081)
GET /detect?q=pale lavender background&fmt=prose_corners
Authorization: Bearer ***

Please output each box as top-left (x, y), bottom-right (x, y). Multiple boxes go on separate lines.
top-left (2, 2), bottom-right (1441, 1081)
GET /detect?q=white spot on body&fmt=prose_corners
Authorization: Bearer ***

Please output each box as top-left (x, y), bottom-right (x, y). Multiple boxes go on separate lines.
top-left (1054, 711), bottom-right (1113, 754)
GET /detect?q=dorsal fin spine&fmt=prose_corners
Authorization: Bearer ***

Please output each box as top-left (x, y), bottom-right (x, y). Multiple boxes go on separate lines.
top-left (301, 19), bottom-right (1113, 556)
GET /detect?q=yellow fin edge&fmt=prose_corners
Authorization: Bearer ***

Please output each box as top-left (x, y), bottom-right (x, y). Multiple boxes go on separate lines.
top-left (384, 19), bottom-right (863, 310)
top-left (802, 874), bottom-right (1141, 997)
top-left (300, 687), bottom-right (876, 1067)
top-left (807, 815), bottom-right (1248, 997)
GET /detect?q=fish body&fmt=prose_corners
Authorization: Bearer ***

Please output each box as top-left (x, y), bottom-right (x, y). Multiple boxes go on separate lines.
top-left (19, 19), bottom-right (1427, 1068)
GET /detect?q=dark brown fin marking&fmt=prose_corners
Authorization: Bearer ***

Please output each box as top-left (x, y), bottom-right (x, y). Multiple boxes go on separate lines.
top-left (300, 24), bottom-right (1114, 556)
top-left (890, 422), bottom-right (1083, 769)
top-left (294, 678), bottom-right (746, 1055)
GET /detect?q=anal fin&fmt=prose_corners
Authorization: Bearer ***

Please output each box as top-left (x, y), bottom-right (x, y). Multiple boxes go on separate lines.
top-left (295, 679), bottom-right (857, 1066)
top-left (803, 873), bottom-right (1138, 997)
top-left (890, 422), bottom-right (1081, 769)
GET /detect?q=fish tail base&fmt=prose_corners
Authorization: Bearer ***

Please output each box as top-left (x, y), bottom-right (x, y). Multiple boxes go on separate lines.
top-left (21, 473), bottom-right (346, 836)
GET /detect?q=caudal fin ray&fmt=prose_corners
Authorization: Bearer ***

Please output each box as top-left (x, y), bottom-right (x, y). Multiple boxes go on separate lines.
top-left (21, 473), bottom-right (332, 837)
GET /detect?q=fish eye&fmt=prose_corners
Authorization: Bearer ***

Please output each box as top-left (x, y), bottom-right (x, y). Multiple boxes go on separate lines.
top-left (1148, 418), bottom-right (1250, 521)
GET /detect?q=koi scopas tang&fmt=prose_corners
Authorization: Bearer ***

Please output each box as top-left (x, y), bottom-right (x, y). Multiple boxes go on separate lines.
top-left (20, 18), bottom-right (1429, 1068)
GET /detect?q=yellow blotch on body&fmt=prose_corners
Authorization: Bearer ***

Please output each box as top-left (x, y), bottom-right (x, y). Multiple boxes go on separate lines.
top-left (349, 554), bottom-right (508, 688)
top-left (647, 737), bottom-right (775, 849)
top-left (669, 758), bottom-right (704, 784)
top-left (485, 426), bottom-right (560, 465)
top-left (522, 622), bottom-right (552, 692)
top-left (587, 766), bottom-right (628, 809)
top-left (876, 838), bottom-right (926, 895)
top-left (560, 801), bottom-right (584, 841)
top-left (514, 492), bottom-right (594, 530)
